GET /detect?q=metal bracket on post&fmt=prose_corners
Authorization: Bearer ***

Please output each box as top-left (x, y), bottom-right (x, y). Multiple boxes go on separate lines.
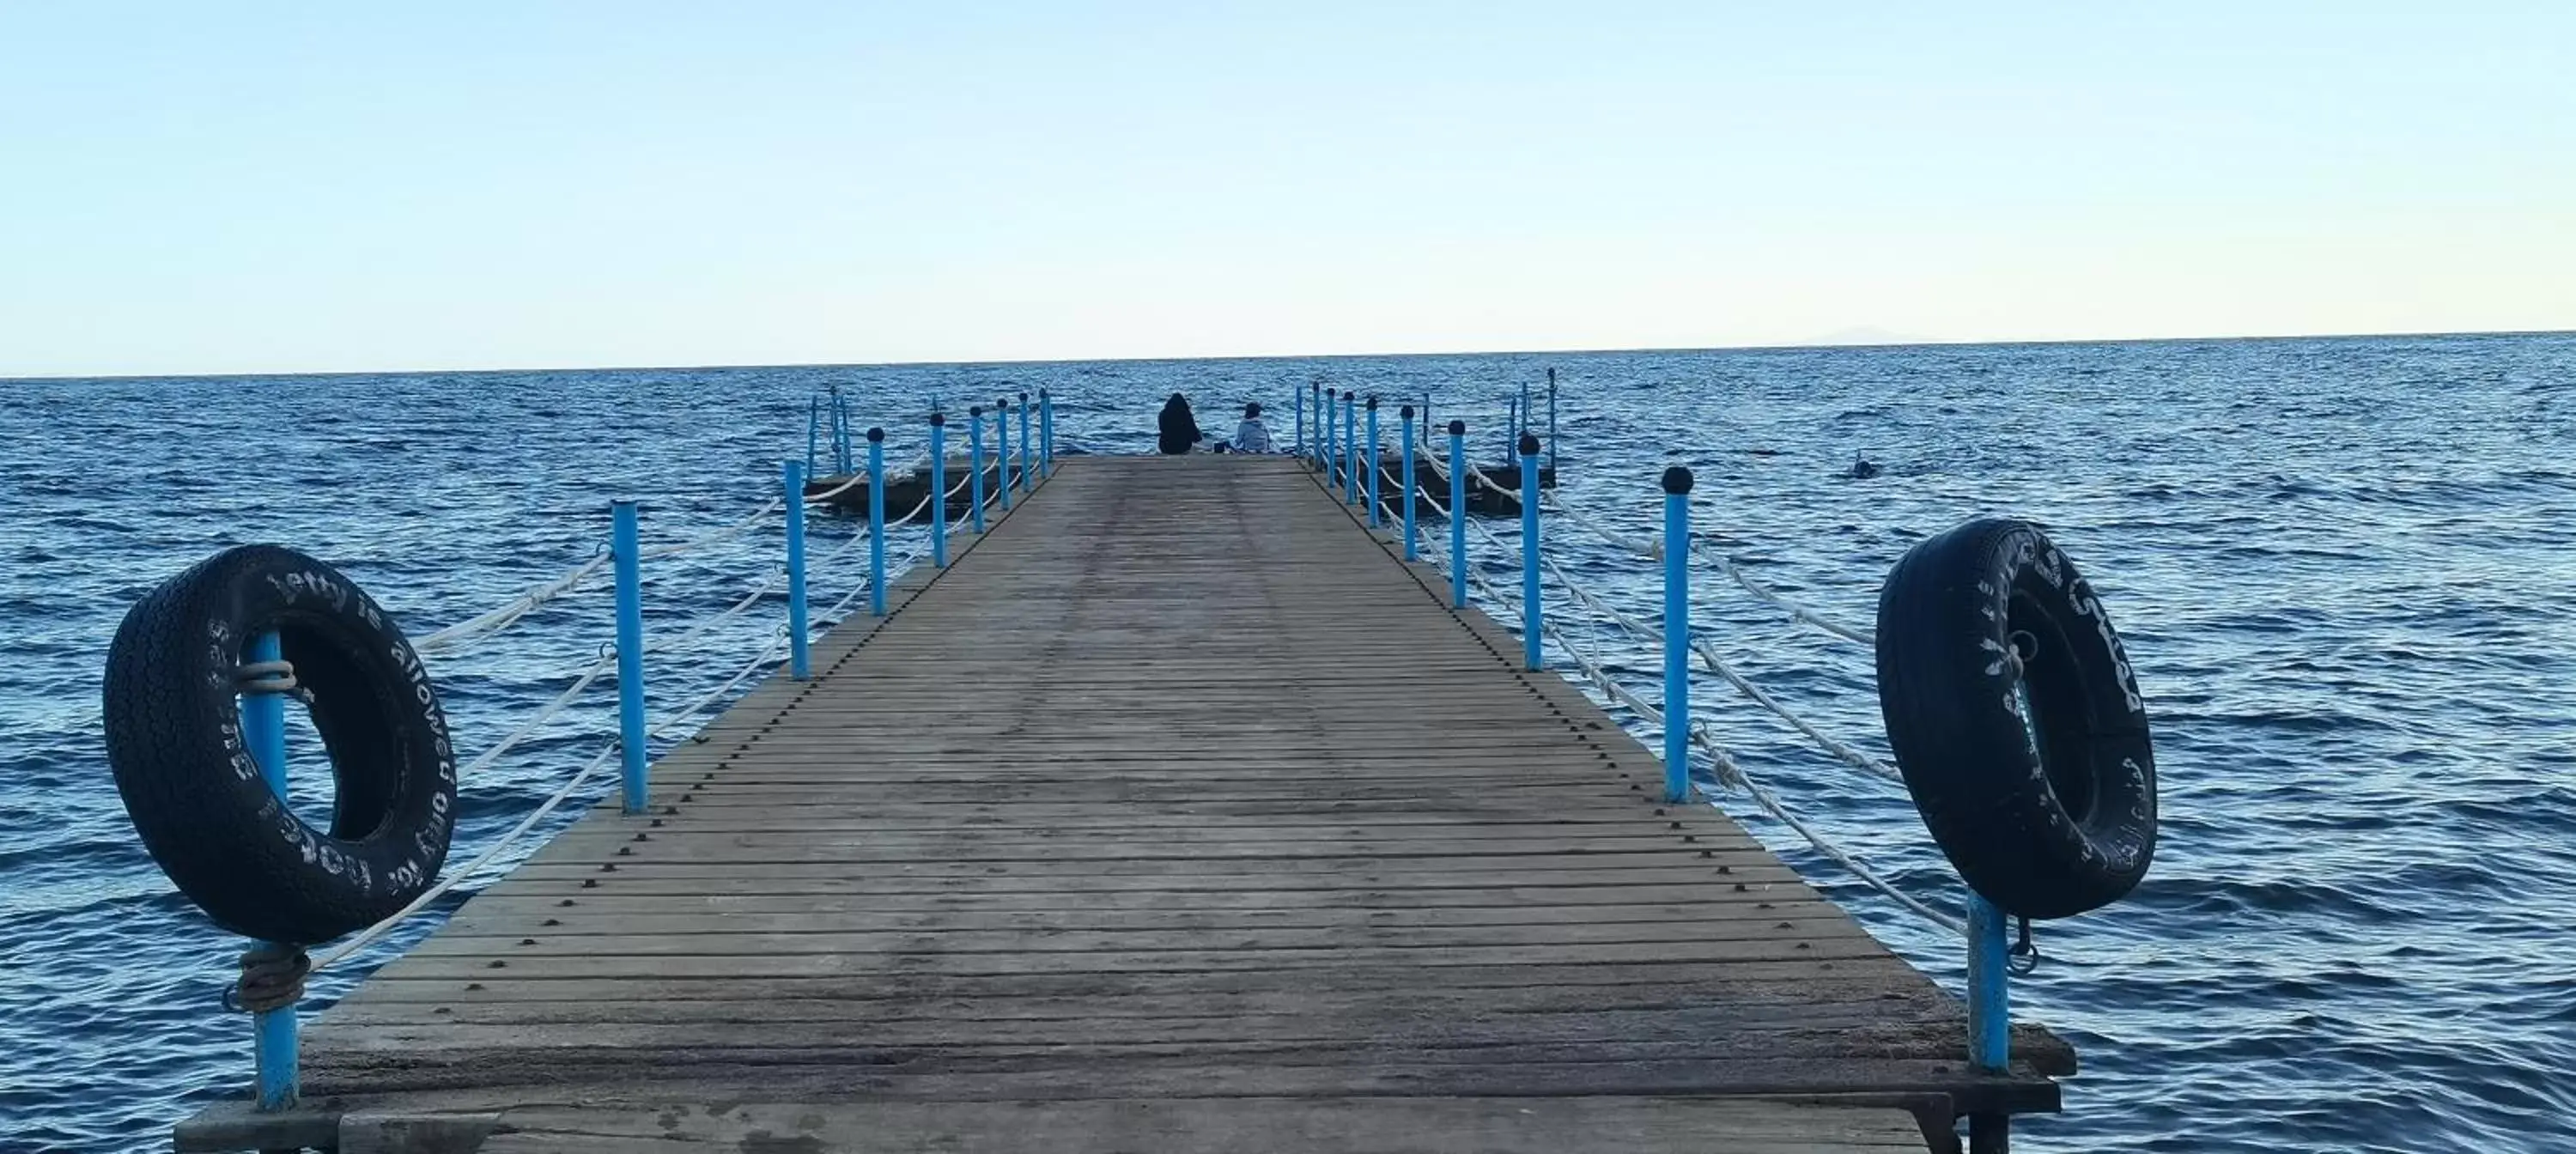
top-left (866, 428), bottom-right (887, 617)
top-left (1447, 421), bottom-right (1467, 609)
top-left (1967, 892), bottom-right (2014, 1152)
top-left (969, 406), bottom-right (987, 534)
top-left (1661, 467), bottom-right (1693, 803)
top-left (784, 462), bottom-right (810, 680)
top-left (611, 501), bottom-right (647, 814)
top-left (1518, 434), bottom-right (1542, 671)
top-left (1400, 406), bottom-right (1417, 561)
top-left (1364, 397), bottom-right (1381, 526)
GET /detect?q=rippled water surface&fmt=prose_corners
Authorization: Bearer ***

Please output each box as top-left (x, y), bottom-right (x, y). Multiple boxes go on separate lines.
top-left (4, 335), bottom-right (2573, 1152)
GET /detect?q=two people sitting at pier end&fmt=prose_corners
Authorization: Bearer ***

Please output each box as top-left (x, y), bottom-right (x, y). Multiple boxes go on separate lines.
top-left (1159, 395), bottom-right (1274, 454)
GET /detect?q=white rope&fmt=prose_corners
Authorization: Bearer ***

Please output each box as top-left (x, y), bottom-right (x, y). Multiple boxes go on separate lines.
top-left (1691, 537), bottom-right (1877, 648)
top-left (1539, 486), bottom-right (1874, 647)
top-left (647, 567), bottom-right (784, 655)
top-left (410, 554), bottom-right (611, 657)
top-left (318, 621), bottom-right (796, 970)
top-left (1687, 723), bottom-right (1965, 937)
top-left (639, 497), bottom-right (783, 562)
top-left (1538, 612), bottom-right (1963, 939)
top-left (312, 738), bottom-right (617, 969)
top-left (1688, 635), bottom-right (1903, 784)
top-left (1427, 478), bottom-right (1953, 938)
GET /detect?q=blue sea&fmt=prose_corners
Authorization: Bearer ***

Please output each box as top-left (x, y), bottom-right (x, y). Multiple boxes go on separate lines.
top-left (3, 334), bottom-right (2573, 1152)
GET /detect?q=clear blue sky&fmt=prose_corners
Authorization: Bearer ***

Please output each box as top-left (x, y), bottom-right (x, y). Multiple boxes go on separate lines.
top-left (3, 3), bottom-right (2569, 376)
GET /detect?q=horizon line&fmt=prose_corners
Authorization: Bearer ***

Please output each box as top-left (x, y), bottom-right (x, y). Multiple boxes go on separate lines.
top-left (5, 325), bottom-right (2569, 385)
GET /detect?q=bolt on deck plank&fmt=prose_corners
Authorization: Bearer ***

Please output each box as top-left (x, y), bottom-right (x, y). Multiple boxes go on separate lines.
top-left (178, 454), bottom-right (2069, 1153)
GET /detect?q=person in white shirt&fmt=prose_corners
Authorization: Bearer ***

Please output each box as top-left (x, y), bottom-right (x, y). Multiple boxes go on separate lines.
top-left (1230, 403), bottom-right (1274, 454)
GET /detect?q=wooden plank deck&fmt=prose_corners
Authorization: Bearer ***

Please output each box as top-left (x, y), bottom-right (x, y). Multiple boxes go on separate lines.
top-left (181, 454), bottom-right (2070, 1153)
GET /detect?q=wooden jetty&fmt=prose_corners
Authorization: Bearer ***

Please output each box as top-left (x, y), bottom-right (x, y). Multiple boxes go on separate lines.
top-left (179, 453), bottom-right (2070, 1154)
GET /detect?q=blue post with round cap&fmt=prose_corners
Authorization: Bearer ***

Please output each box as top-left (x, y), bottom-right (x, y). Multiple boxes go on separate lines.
top-left (784, 460), bottom-right (810, 679)
top-left (1342, 392), bottom-right (1358, 506)
top-left (1966, 891), bottom-right (2014, 1151)
top-left (1400, 405), bottom-right (1418, 561)
top-left (1661, 465), bottom-right (1692, 803)
top-left (1364, 397), bottom-right (1382, 526)
top-left (928, 411), bottom-right (949, 568)
top-left (994, 398), bottom-right (1013, 512)
top-left (969, 405), bottom-right (987, 533)
top-left (1447, 420), bottom-right (1467, 608)
top-left (1017, 392), bottom-right (1032, 493)
top-left (242, 629), bottom-right (298, 1109)
top-left (866, 428), bottom-right (887, 616)
top-left (612, 500), bottom-right (647, 812)
top-left (1518, 432), bottom-right (1542, 671)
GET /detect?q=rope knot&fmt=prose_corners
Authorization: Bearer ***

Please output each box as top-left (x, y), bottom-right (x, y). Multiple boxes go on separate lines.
top-left (234, 659), bottom-right (313, 707)
top-left (223, 944), bottom-right (311, 1014)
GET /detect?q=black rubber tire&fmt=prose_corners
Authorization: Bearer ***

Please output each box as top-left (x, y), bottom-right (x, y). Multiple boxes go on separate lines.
top-left (102, 545), bottom-right (458, 944)
top-left (1874, 519), bottom-right (2156, 919)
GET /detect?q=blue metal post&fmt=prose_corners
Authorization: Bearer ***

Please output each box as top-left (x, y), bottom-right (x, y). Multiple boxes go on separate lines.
top-left (805, 398), bottom-right (819, 477)
top-left (969, 406), bottom-right (987, 533)
top-left (928, 413), bottom-right (949, 568)
top-left (1969, 892), bottom-right (2011, 1070)
top-left (1342, 392), bottom-right (1358, 506)
top-left (1518, 433), bottom-right (1542, 671)
top-left (611, 501), bottom-right (647, 813)
top-left (1017, 392), bottom-right (1032, 493)
top-left (866, 428), bottom-right (887, 616)
top-left (1038, 389), bottom-right (1054, 476)
top-left (242, 630), bottom-right (297, 1110)
top-left (1447, 421), bottom-right (1467, 609)
top-left (1364, 397), bottom-right (1382, 526)
top-left (784, 462), bottom-right (810, 680)
top-left (1661, 467), bottom-right (1693, 803)
top-left (1294, 385), bottom-right (1305, 458)
top-left (1400, 406), bottom-right (1418, 561)
top-left (1967, 890), bottom-right (2014, 1150)
top-left (995, 399), bottom-right (1013, 512)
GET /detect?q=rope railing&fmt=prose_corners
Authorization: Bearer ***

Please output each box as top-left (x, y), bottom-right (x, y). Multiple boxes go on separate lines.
top-left (1540, 485), bottom-right (1877, 648)
top-left (410, 553), bottom-right (612, 657)
top-left (1399, 446), bottom-right (1952, 938)
top-left (308, 423), bottom-right (1000, 975)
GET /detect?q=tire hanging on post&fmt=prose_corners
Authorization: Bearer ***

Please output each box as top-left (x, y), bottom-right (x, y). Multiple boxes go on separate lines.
top-left (1874, 518), bottom-right (2157, 920)
top-left (103, 545), bottom-right (459, 944)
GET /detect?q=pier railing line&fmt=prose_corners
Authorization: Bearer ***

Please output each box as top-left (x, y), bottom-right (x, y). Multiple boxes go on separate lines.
top-left (309, 429), bottom-right (1006, 974)
top-left (1376, 420), bottom-right (1963, 938)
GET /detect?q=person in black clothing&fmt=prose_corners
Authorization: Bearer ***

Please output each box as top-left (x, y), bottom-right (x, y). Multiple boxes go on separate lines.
top-left (1157, 393), bottom-right (1203, 454)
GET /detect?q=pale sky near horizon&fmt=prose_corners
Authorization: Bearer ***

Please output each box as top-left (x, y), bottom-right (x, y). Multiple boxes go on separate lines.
top-left (2, 3), bottom-right (2571, 378)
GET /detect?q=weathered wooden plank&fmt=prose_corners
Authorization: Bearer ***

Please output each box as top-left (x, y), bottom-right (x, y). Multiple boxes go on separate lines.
top-left (467, 1098), bottom-right (1931, 1153)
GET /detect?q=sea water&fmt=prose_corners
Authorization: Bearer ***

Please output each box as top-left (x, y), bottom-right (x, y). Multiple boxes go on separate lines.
top-left (3, 333), bottom-right (2571, 1151)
